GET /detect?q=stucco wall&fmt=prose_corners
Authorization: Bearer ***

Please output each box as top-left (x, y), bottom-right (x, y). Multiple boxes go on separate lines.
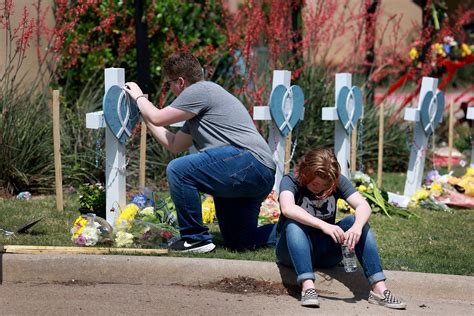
top-left (0, 0), bottom-right (54, 88)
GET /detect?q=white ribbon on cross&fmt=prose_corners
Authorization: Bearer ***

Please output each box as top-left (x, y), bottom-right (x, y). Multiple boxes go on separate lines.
top-left (424, 95), bottom-right (438, 135)
top-left (344, 90), bottom-right (356, 131)
top-left (116, 89), bottom-right (132, 139)
top-left (278, 88), bottom-right (294, 132)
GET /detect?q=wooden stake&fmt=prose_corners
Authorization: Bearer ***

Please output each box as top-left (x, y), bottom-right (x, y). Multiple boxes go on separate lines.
top-left (1, 245), bottom-right (168, 255)
top-left (448, 103), bottom-right (454, 172)
top-left (351, 126), bottom-right (357, 172)
top-left (284, 132), bottom-right (292, 174)
top-left (377, 102), bottom-right (385, 187)
top-left (52, 90), bottom-right (63, 211)
top-left (139, 121), bottom-right (147, 189)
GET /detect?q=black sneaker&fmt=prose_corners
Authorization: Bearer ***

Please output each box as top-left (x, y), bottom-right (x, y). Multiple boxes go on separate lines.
top-left (300, 288), bottom-right (320, 307)
top-left (169, 239), bottom-right (216, 253)
top-left (368, 289), bottom-right (407, 309)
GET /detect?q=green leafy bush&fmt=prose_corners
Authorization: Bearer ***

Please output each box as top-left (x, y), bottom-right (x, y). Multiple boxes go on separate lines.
top-left (78, 183), bottom-right (106, 216)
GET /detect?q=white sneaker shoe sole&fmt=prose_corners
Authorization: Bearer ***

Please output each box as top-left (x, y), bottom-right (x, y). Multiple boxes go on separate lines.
top-left (179, 242), bottom-right (216, 253)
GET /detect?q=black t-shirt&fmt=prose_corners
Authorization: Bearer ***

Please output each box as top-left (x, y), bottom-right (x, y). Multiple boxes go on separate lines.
top-left (278, 173), bottom-right (356, 230)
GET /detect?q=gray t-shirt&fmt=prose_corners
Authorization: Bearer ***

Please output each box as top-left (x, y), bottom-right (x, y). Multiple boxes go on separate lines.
top-left (279, 173), bottom-right (356, 224)
top-left (170, 81), bottom-right (275, 170)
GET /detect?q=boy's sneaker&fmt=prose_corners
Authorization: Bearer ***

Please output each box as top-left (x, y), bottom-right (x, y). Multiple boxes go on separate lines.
top-left (169, 239), bottom-right (216, 253)
top-left (300, 288), bottom-right (320, 307)
top-left (368, 289), bottom-right (406, 309)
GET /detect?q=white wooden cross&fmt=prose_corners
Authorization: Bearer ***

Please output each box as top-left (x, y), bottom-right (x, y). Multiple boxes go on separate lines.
top-left (388, 77), bottom-right (444, 207)
top-left (85, 68), bottom-right (127, 225)
top-left (253, 70), bottom-right (302, 193)
top-left (322, 73), bottom-right (363, 179)
top-left (467, 107), bottom-right (474, 167)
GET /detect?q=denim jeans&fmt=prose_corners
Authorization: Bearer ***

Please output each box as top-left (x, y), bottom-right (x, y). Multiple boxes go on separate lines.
top-left (166, 145), bottom-right (276, 250)
top-left (276, 215), bottom-right (386, 285)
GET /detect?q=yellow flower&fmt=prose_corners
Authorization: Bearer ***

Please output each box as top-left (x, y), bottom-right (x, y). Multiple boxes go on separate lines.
top-left (409, 47), bottom-right (419, 60)
top-left (357, 185), bottom-right (367, 192)
top-left (431, 182), bottom-right (443, 194)
top-left (466, 167), bottom-right (474, 177)
top-left (337, 199), bottom-right (355, 214)
top-left (115, 203), bottom-right (140, 227)
top-left (409, 188), bottom-right (430, 208)
top-left (434, 43), bottom-right (446, 57)
top-left (202, 195), bottom-right (216, 224)
top-left (71, 215), bottom-right (88, 239)
top-left (461, 43), bottom-right (471, 56)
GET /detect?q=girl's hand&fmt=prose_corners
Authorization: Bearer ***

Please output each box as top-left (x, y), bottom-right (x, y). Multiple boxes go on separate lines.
top-left (321, 223), bottom-right (345, 244)
top-left (344, 226), bottom-right (362, 251)
top-left (124, 82), bottom-right (143, 101)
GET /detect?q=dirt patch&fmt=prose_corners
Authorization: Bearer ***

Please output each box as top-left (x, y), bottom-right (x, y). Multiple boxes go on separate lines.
top-left (194, 276), bottom-right (289, 296)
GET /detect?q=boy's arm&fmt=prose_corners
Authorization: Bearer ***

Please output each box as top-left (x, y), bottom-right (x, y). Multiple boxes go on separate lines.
top-left (145, 123), bottom-right (193, 154)
top-left (138, 98), bottom-right (195, 126)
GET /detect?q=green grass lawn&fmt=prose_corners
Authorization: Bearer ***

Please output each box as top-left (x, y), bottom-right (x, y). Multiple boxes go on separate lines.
top-left (0, 174), bottom-right (472, 276)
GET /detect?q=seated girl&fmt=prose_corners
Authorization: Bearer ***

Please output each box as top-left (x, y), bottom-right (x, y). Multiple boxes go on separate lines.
top-left (275, 148), bottom-right (406, 309)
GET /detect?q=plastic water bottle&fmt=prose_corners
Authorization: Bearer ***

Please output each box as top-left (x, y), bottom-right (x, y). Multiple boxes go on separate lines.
top-left (341, 244), bottom-right (357, 272)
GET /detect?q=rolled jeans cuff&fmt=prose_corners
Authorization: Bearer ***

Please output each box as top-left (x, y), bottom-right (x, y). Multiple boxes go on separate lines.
top-left (296, 272), bottom-right (315, 285)
top-left (367, 272), bottom-right (386, 286)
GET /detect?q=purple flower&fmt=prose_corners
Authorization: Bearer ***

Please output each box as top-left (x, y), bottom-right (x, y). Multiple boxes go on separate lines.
top-left (443, 44), bottom-right (451, 55)
top-left (425, 170), bottom-right (440, 185)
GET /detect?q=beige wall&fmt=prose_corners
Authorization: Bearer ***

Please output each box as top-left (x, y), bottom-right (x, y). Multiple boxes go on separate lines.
top-left (0, 0), bottom-right (54, 88)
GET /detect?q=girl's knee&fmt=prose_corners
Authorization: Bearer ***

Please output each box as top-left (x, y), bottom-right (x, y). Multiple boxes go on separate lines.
top-left (285, 221), bottom-right (307, 236)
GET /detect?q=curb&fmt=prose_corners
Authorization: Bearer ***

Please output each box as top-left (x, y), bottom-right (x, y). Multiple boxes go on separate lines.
top-left (2, 253), bottom-right (473, 303)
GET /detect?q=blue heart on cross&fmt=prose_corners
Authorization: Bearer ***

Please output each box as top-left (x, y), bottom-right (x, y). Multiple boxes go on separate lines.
top-left (103, 85), bottom-right (141, 144)
top-left (336, 86), bottom-right (363, 135)
top-left (269, 84), bottom-right (304, 136)
top-left (420, 90), bottom-right (444, 136)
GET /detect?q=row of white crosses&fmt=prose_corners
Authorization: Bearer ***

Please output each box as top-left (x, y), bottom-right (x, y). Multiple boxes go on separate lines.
top-left (86, 68), bottom-right (452, 227)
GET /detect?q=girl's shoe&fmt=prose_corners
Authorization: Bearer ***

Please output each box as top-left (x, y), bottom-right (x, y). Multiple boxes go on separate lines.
top-left (368, 289), bottom-right (406, 309)
top-left (301, 288), bottom-right (320, 307)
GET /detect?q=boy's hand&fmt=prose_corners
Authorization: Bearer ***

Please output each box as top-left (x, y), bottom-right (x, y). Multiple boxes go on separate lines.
top-left (124, 82), bottom-right (143, 101)
top-left (321, 223), bottom-right (345, 244)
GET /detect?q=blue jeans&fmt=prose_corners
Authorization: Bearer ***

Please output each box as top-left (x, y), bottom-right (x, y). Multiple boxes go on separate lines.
top-left (166, 145), bottom-right (276, 250)
top-left (276, 215), bottom-right (386, 285)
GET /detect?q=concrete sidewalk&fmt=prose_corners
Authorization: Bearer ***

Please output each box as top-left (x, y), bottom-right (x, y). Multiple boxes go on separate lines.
top-left (1, 253), bottom-right (473, 315)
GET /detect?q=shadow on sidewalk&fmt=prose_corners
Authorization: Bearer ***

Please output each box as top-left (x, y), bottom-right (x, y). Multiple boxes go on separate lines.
top-left (277, 262), bottom-right (370, 303)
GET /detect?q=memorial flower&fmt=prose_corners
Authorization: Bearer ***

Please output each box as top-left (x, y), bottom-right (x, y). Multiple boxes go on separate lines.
top-left (351, 171), bottom-right (415, 218)
top-left (337, 198), bottom-right (354, 214)
top-left (115, 230), bottom-right (134, 247)
top-left (202, 195), bottom-right (216, 224)
top-left (115, 203), bottom-right (140, 228)
top-left (259, 190), bottom-right (280, 225)
top-left (71, 214), bottom-right (113, 246)
top-left (113, 193), bottom-right (179, 248)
